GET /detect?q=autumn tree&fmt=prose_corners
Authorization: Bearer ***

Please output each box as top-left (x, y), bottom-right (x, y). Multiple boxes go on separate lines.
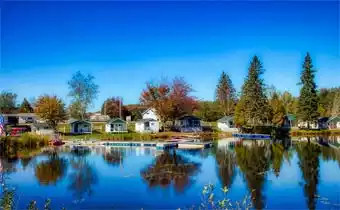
top-left (101, 97), bottom-right (126, 119)
top-left (235, 56), bottom-right (271, 127)
top-left (215, 71), bottom-right (236, 116)
top-left (19, 98), bottom-right (34, 113)
top-left (298, 53), bottom-right (319, 128)
top-left (35, 95), bottom-right (68, 131)
top-left (140, 77), bottom-right (197, 127)
top-left (281, 91), bottom-right (298, 115)
top-left (0, 91), bottom-right (17, 114)
top-left (68, 71), bottom-right (99, 120)
top-left (269, 91), bottom-right (286, 126)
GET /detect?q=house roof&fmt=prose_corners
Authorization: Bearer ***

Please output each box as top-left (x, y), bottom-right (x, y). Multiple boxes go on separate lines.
top-left (107, 118), bottom-right (126, 124)
top-left (286, 114), bottom-right (296, 121)
top-left (141, 108), bottom-right (156, 115)
top-left (328, 116), bottom-right (340, 123)
top-left (1, 113), bottom-right (37, 117)
top-left (217, 116), bottom-right (234, 123)
top-left (69, 119), bottom-right (91, 125)
top-left (32, 122), bottom-right (52, 129)
top-left (318, 117), bottom-right (329, 123)
top-left (136, 118), bottom-right (157, 123)
top-left (177, 115), bottom-right (201, 121)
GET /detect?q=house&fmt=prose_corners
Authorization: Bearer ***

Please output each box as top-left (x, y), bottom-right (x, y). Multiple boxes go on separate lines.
top-left (328, 116), bottom-right (340, 129)
top-left (141, 108), bottom-right (158, 120)
top-left (31, 123), bottom-right (54, 136)
top-left (69, 120), bottom-right (92, 134)
top-left (135, 118), bottom-right (159, 133)
top-left (298, 117), bottom-right (329, 130)
top-left (89, 113), bottom-right (110, 122)
top-left (217, 116), bottom-right (238, 132)
top-left (1, 113), bottom-right (37, 125)
top-left (175, 115), bottom-right (202, 132)
top-left (284, 114), bottom-right (296, 128)
top-left (105, 118), bottom-right (128, 133)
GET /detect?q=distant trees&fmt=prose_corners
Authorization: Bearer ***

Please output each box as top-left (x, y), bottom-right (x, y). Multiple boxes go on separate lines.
top-left (215, 71), bottom-right (236, 116)
top-left (298, 53), bottom-right (319, 127)
top-left (194, 101), bottom-right (223, 121)
top-left (281, 91), bottom-right (298, 115)
top-left (101, 97), bottom-right (127, 119)
top-left (0, 91), bottom-right (17, 114)
top-left (332, 91), bottom-right (340, 116)
top-left (19, 98), bottom-right (33, 113)
top-left (68, 71), bottom-right (99, 120)
top-left (269, 91), bottom-right (286, 126)
top-left (140, 77), bottom-right (197, 127)
top-left (35, 95), bottom-right (68, 130)
top-left (235, 56), bottom-right (271, 127)
top-left (68, 101), bottom-right (83, 120)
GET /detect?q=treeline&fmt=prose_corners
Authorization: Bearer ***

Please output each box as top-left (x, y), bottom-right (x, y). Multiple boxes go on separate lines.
top-left (1, 53), bottom-right (339, 130)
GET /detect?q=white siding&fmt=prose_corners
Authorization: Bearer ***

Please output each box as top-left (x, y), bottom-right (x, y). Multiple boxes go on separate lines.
top-left (142, 108), bottom-right (158, 120)
top-left (217, 122), bottom-right (238, 132)
top-left (135, 121), bottom-right (159, 133)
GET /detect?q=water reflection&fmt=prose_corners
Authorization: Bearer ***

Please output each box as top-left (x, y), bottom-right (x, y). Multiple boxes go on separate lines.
top-left (35, 152), bottom-right (68, 185)
top-left (296, 141), bottom-right (321, 210)
top-left (68, 154), bottom-right (98, 204)
top-left (141, 150), bottom-right (201, 192)
top-left (215, 147), bottom-right (236, 188)
top-left (235, 142), bottom-right (271, 209)
top-left (102, 148), bottom-right (124, 167)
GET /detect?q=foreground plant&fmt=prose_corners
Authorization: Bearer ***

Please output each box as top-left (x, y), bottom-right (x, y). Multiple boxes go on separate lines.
top-left (199, 184), bottom-right (253, 210)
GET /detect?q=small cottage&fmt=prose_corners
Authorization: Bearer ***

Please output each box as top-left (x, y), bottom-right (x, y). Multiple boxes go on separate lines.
top-left (298, 117), bottom-right (329, 130)
top-left (2, 113), bottom-right (37, 125)
top-left (105, 118), bottom-right (128, 133)
top-left (328, 116), bottom-right (340, 129)
top-left (31, 123), bottom-right (54, 136)
top-left (175, 115), bottom-right (202, 132)
top-left (217, 116), bottom-right (237, 132)
top-left (69, 120), bottom-right (92, 134)
top-left (142, 108), bottom-right (159, 120)
top-left (135, 118), bottom-right (159, 133)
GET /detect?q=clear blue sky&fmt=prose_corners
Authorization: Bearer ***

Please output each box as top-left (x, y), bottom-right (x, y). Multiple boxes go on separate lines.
top-left (1, 1), bottom-right (339, 111)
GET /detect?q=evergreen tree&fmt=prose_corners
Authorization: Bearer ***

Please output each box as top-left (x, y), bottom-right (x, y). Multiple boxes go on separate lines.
top-left (215, 71), bottom-right (236, 116)
top-left (297, 53), bottom-right (319, 128)
top-left (19, 98), bottom-right (34, 113)
top-left (235, 56), bottom-right (271, 126)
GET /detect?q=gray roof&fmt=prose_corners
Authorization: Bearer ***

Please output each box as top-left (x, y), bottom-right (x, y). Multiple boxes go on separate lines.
top-left (136, 118), bottom-right (157, 123)
top-left (69, 119), bottom-right (91, 125)
top-left (217, 116), bottom-right (234, 123)
top-left (107, 118), bottom-right (126, 124)
top-left (177, 115), bottom-right (201, 121)
top-left (1, 113), bottom-right (37, 117)
top-left (32, 122), bottom-right (51, 129)
top-left (328, 116), bottom-right (340, 123)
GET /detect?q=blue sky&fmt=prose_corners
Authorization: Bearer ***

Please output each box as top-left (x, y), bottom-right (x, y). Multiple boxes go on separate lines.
top-left (1, 1), bottom-right (339, 111)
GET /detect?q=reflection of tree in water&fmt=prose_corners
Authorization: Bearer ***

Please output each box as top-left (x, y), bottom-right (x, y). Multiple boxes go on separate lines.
top-left (296, 141), bottom-right (321, 210)
top-left (141, 150), bottom-right (200, 192)
top-left (235, 143), bottom-right (271, 209)
top-left (35, 153), bottom-right (68, 185)
top-left (271, 143), bottom-right (285, 177)
top-left (319, 137), bottom-right (340, 168)
top-left (102, 149), bottom-right (124, 167)
top-left (68, 156), bottom-right (98, 203)
top-left (215, 147), bottom-right (236, 188)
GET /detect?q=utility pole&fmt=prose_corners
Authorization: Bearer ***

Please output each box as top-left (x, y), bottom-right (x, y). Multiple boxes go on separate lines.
top-left (119, 97), bottom-right (122, 119)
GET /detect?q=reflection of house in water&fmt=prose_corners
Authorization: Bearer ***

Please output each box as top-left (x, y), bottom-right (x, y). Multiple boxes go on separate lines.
top-left (217, 138), bottom-right (241, 148)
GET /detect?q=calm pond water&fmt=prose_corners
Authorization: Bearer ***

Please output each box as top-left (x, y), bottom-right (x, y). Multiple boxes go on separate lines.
top-left (1, 136), bottom-right (340, 209)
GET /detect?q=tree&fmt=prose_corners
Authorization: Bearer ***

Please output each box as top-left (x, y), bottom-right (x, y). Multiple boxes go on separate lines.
top-left (269, 92), bottom-right (286, 126)
top-left (215, 71), bottom-right (236, 116)
top-left (101, 97), bottom-right (125, 119)
top-left (19, 98), bottom-right (33, 113)
top-left (298, 53), bottom-right (319, 128)
top-left (68, 71), bottom-right (99, 120)
top-left (331, 91), bottom-right (340, 116)
top-left (35, 95), bottom-right (68, 131)
top-left (35, 154), bottom-right (67, 185)
top-left (0, 91), bottom-right (17, 114)
top-left (194, 101), bottom-right (223, 122)
top-left (234, 56), bottom-right (271, 127)
top-left (68, 101), bottom-right (83, 120)
top-left (140, 77), bottom-right (197, 128)
top-left (281, 91), bottom-right (298, 115)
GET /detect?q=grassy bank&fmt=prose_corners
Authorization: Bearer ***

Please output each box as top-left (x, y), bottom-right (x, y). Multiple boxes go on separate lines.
top-left (290, 129), bottom-right (340, 136)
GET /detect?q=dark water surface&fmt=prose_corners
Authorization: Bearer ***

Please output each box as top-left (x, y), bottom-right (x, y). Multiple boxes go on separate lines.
top-left (1, 137), bottom-right (340, 209)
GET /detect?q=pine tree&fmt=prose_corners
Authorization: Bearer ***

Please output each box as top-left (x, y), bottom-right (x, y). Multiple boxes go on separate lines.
top-left (215, 71), bottom-right (236, 116)
top-left (19, 98), bottom-right (33, 113)
top-left (235, 55), bottom-right (271, 126)
top-left (297, 53), bottom-right (319, 128)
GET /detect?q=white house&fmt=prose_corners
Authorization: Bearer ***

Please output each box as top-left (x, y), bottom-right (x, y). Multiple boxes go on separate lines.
top-left (105, 118), bottom-right (128, 133)
top-left (2, 113), bottom-right (37, 125)
top-left (328, 116), bottom-right (340, 129)
top-left (298, 117), bottom-right (329, 130)
top-left (89, 113), bottom-right (110, 122)
top-left (135, 118), bottom-right (160, 133)
top-left (217, 116), bottom-right (238, 132)
top-left (141, 108), bottom-right (159, 120)
top-left (69, 120), bottom-right (92, 134)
